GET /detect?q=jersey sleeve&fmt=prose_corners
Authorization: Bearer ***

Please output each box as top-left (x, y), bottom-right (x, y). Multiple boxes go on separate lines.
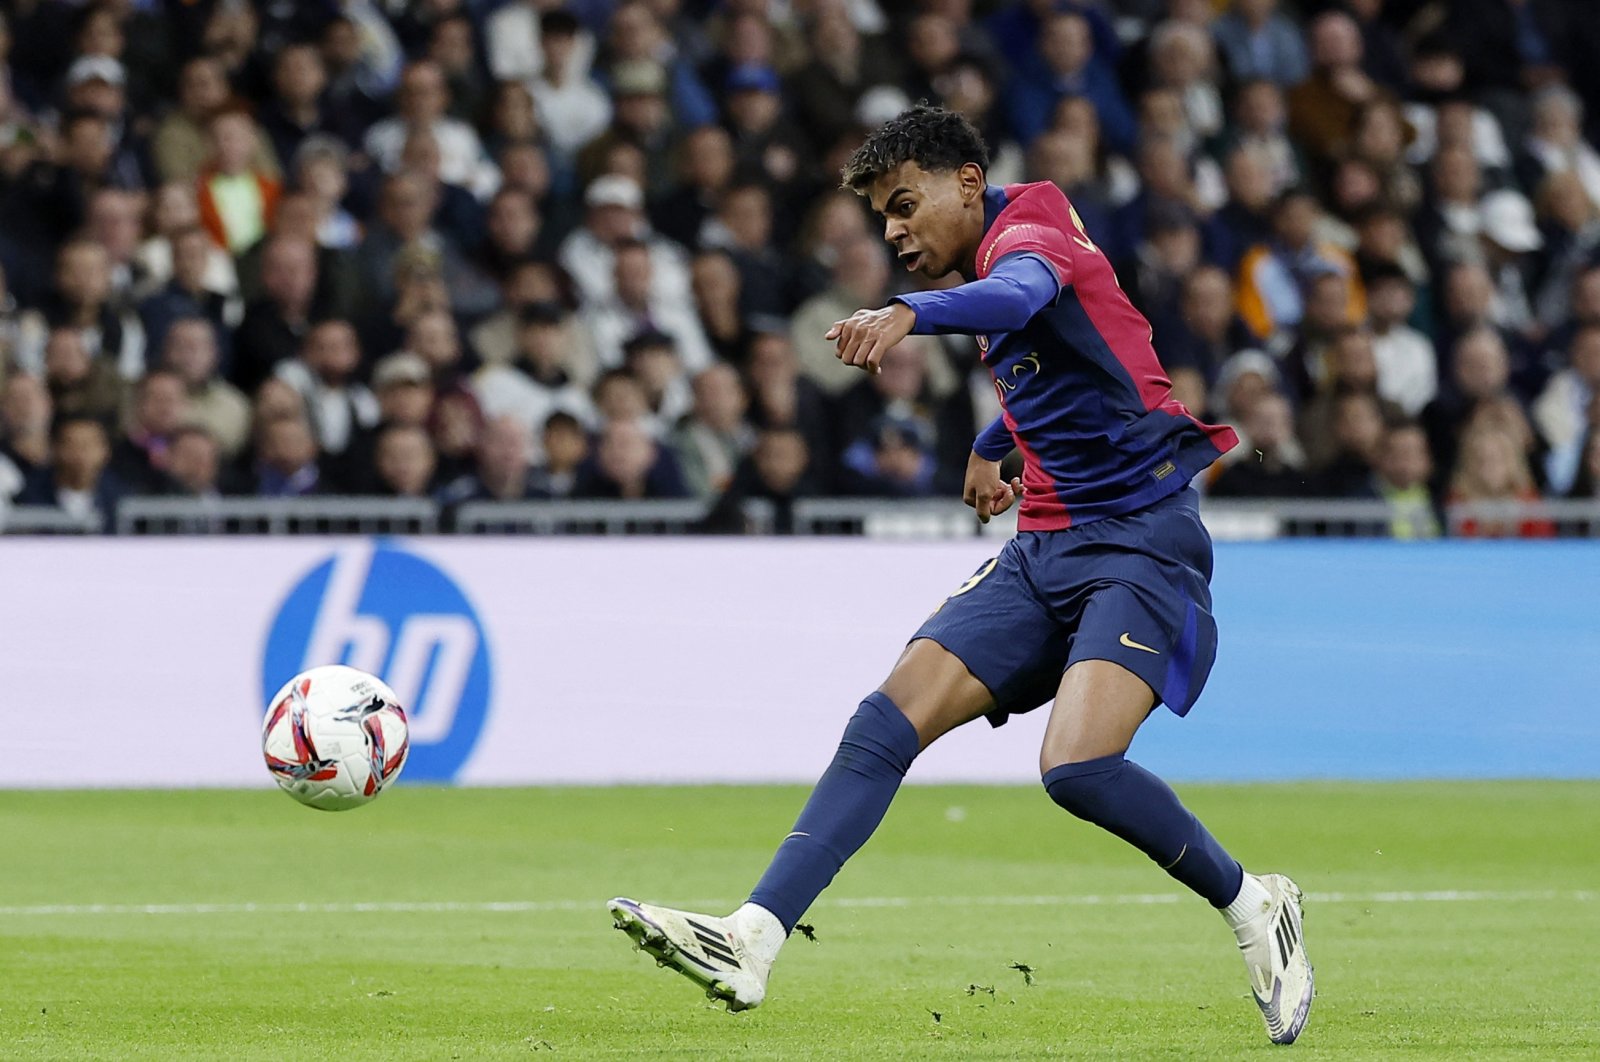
top-left (891, 254), bottom-right (1059, 335)
top-left (973, 415), bottom-right (1014, 460)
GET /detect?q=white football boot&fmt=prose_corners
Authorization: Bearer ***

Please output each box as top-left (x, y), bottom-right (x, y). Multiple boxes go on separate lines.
top-left (608, 898), bottom-right (773, 1012)
top-left (1234, 873), bottom-right (1315, 1044)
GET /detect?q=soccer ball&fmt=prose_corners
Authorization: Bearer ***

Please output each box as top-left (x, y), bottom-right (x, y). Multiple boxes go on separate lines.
top-left (262, 665), bottom-right (410, 811)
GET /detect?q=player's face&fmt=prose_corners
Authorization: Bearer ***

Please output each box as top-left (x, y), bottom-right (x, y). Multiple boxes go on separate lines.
top-left (865, 161), bottom-right (986, 279)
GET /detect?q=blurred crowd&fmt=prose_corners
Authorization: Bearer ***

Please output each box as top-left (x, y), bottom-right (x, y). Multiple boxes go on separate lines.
top-left (2, 0), bottom-right (1600, 537)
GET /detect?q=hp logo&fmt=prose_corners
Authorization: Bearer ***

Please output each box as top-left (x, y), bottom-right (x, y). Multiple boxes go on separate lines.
top-left (263, 541), bottom-right (492, 782)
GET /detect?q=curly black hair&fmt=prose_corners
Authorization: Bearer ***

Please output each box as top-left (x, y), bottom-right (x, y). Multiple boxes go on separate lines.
top-left (840, 104), bottom-right (990, 191)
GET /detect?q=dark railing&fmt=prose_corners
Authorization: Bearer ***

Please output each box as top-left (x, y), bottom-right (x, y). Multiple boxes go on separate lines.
top-left (2, 497), bottom-right (1598, 539)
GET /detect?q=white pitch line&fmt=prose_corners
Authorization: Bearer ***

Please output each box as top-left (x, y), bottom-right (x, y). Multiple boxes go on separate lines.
top-left (0, 889), bottom-right (1592, 918)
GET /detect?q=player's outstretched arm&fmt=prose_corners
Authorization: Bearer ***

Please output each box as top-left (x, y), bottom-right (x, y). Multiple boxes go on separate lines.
top-left (826, 253), bottom-right (1060, 374)
top-left (963, 450), bottom-right (1023, 524)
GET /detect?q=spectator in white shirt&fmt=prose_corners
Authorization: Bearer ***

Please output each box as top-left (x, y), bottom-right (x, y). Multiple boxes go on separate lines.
top-left (530, 9), bottom-right (611, 159)
top-left (584, 239), bottom-right (713, 372)
top-left (274, 320), bottom-right (379, 457)
top-left (364, 60), bottom-right (499, 200)
top-left (1365, 264), bottom-right (1437, 416)
top-left (558, 174), bottom-right (692, 307)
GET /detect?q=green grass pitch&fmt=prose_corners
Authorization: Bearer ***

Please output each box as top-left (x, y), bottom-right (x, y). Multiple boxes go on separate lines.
top-left (3, 783), bottom-right (1597, 1060)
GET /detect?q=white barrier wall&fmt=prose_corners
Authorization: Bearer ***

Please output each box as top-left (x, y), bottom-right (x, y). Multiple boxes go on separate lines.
top-left (1, 538), bottom-right (1596, 787)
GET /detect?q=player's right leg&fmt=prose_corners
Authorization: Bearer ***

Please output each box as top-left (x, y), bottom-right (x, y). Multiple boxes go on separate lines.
top-left (609, 638), bottom-right (998, 1011)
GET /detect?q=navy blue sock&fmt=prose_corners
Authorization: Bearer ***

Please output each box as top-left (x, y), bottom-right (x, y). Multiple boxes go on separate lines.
top-left (748, 692), bottom-right (920, 931)
top-left (1043, 754), bottom-right (1243, 907)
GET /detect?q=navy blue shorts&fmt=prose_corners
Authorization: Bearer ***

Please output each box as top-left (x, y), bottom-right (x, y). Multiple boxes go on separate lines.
top-left (913, 487), bottom-right (1218, 726)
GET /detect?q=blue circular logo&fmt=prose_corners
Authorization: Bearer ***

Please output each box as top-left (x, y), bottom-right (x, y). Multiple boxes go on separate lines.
top-left (262, 542), bottom-right (492, 782)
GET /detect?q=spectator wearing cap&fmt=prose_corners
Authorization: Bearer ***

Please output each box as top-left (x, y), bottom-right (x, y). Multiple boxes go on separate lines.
top-left (1212, 0), bottom-right (1309, 89)
top-left (530, 10), bottom-right (611, 161)
top-left (364, 60), bottom-right (499, 202)
top-left (473, 301), bottom-right (596, 437)
top-left (152, 57), bottom-right (279, 186)
top-left (197, 105), bottom-right (282, 255)
top-left (585, 238), bottom-right (713, 373)
top-left (558, 173), bottom-right (691, 308)
top-left (1007, 10), bottom-right (1135, 152)
top-left (579, 57), bottom-right (678, 194)
top-left (161, 317), bottom-right (250, 459)
top-left (1477, 188), bottom-right (1545, 343)
top-left (371, 351), bottom-right (436, 427)
top-left (604, 2), bottom-right (716, 130)
top-left (59, 54), bottom-right (145, 189)
top-left (723, 64), bottom-right (812, 201)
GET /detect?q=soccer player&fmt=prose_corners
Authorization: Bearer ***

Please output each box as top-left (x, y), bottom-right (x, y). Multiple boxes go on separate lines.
top-left (609, 106), bottom-right (1314, 1045)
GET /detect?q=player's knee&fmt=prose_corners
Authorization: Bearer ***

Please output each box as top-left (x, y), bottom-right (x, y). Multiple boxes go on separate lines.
top-left (1041, 753), bottom-right (1126, 822)
top-left (835, 692), bottom-right (920, 779)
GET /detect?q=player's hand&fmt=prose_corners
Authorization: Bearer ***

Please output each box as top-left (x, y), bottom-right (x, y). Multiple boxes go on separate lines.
top-left (963, 452), bottom-right (1023, 524)
top-left (826, 303), bottom-right (916, 374)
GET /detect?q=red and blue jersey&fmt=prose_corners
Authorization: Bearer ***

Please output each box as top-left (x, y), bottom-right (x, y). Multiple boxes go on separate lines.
top-left (900, 181), bottom-right (1238, 531)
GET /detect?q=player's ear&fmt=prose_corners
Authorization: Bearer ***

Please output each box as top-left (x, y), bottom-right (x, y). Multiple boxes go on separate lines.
top-left (957, 162), bottom-right (985, 203)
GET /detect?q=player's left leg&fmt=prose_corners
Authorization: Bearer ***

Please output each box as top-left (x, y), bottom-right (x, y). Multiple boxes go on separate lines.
top-left (1037, 659), bottom-right (1313, 1044)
